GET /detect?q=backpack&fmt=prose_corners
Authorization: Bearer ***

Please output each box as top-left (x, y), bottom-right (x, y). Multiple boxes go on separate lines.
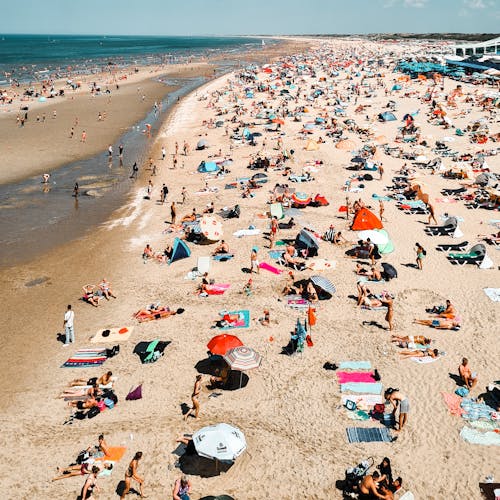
top-left (87, 406), bottom-right (100, 419)
top-left (76, 450), bottom-right (90, 464)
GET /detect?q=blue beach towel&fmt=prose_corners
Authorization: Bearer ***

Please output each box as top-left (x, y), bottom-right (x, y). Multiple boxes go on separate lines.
top-left (341, 382), bottom-right (383, 394)
top-left (339, 361), bottom-right (372, 370)
top-left (460, 426), bottom-right (500, 446)
top-left (346, 427), bottom-right (393, 443)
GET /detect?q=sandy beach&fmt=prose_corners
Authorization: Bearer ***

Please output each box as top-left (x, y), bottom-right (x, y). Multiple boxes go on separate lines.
top-left (0, 37), bottom-right (499, 500)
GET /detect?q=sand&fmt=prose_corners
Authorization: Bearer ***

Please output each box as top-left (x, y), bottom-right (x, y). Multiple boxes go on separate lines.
top-left (0, 38), bottom-right (499, 499)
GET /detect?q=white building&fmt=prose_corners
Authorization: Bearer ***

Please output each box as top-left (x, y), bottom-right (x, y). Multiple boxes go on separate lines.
top-left (454, 37), bottom-right (500, 57)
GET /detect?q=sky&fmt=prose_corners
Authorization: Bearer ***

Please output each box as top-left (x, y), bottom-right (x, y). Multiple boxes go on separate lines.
top-left (0, 0), bottom-right (498, 35)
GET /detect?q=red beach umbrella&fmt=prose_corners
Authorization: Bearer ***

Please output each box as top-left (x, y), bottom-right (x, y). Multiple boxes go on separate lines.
top-left (207, 334), bottom-right (243, 356)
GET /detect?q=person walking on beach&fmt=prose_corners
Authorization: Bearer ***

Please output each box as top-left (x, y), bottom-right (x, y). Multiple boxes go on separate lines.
top-left (63, 305), bottom-right (75, 346)
top-left (251, 246), bottom-right (260, 274)
top-left (108, 144), bottom-right (113, 158)
top-left (147, 180), bottom-right (153, 199)
top-left (384, 388), bottom-right (409, 432)
top-left (184, 374), bottom-right (202, 420)
top-left (119, 143), bottom-right (124, 158)
top-left (73, 182), bottom-right (79, 198)
top-left (171, 202), bottom-right (177, 224)
top-left (415, 243), bottom-right (426, 270)
top-left (181, 187), bottom-right (187, 204)
top-left (426, 203), bottom-right (437, 225)
top-left (81, 130), bottom-right (87, 143)
top-left (130, 162), bottom-right (139, 179)
top-left (269, 216), bottom-right (278, 248)
top-left (120, 452), bottom-right (145, 500)
top-left (80, 465), bottom-right (100, 499)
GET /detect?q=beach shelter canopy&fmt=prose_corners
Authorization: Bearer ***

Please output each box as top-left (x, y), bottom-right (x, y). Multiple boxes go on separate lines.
top-left (295, 229), bottom-right (320, 255)
top-left (193, 423), bottom-right (246, 462)
top-left (169, 238), bottom-right (191, 264)
top-left (305, 139), bottom-right (319, 151)
top-left (200, 215), bottom-right (223, 241)
top-left (198, 161), bottom-right (219, 173)
top-left (351, 208), bottom-right (383, 231)
top-left (223, 346), bottom-right (262, 371)
top-left (378, 111), bottom-right (396, 122)
top-left (207, 334), bottom-right (243, 356)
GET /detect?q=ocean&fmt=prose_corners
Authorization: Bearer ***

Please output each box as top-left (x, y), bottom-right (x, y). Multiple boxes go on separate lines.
top-left (0, 34), bottom-right (268, 84)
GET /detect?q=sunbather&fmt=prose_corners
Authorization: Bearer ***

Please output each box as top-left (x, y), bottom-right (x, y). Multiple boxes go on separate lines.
top-left (82, 285), bottom-right (101, 307)
top-left (209, 367), bottom-right (229, 387)
top-left (68, 371), bottom-right (113, 388)
top-left (459, 357), bottom-right (478, 389)
top-left (68, 397), bottom-right (98, 410)
top-left (306, 282), bottom-right (318, 302)
top-left (282, 272), bottom-right (303, 296)
top-left (52, 461), bottom-right (97, 481)
top-left (213, 240), bottom-right (230, 254)
top-left (155, 245), bottom-right (172, 264)
top-left (60, 383), bottom-right (101, 399)
top-left (398, 348), bottom-right (439, 358)
top-left (181, 208), bottom-right (197, 223)
top-left (413, 317), bottom-right (461, 330)
top-left (283, 251), bottom-right (305, 269)
top-left (391, 335), bottom-right (432, 347)
top-left (142, 244), bottom-right (154, 260)
top-left (98, 278), bottom-right (116, 300)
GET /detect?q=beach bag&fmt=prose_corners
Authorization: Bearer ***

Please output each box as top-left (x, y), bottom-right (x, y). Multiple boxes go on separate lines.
top-left (455, 387), bottom-right (469, 397)
top-left (126, 384), bottom-right (143, 401)
top-left (97, 400), bottom-right (106, 412)
top-left (373, 403), bottom-right (386, 415)
top-left (103, 398), bottom-right (115, 409)
top-left (87, 377), bottom-right (98, 386)
top-left (87, 406), bottom-right (100, 419)
top-left (345, 400), bottom-right (357, 411)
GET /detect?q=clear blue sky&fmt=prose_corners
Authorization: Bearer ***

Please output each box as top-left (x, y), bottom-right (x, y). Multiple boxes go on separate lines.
top-left (0, 0), bottom-right (498, 35)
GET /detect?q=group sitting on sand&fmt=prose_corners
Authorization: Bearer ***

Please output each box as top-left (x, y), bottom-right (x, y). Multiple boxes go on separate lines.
top-left (82, 279), bottom-right (116, 307)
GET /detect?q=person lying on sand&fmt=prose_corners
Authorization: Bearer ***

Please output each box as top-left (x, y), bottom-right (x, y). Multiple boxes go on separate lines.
top-left (68, 371), bottom-right (114, 388)
top-left (52, 462), bottom-right (112, 482)
top-left (68, 397), bottom-right (98, 410)
top-left (82, 285), bottom-right (102, 307)
top-left (413, 317), bottom-right (461, 330)
top-left (398, 348), bottom-right (439, 359)
top-left (391, 335), bottom-right (432, 348)
top-left (306, 282), bottom-right (318, 302)
top-left (209, 367), bottom-right (230, 388)
top-left (60, 383), bottom-right (101, 399)
top-left (181, 208), bottom-right (197, 223)
top-left (282, 272), bottom-right (303, 296)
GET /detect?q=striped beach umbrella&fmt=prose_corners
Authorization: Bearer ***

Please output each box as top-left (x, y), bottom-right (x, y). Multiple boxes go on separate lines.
top-left (291, 192), bottom-right (311, 206)
top-left (223, 346), bottom-right (262, 371)
top-left (310, 275), bottom-right (336, 296)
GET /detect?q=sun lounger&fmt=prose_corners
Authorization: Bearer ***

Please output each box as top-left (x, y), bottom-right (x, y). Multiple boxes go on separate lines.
top-left (436, 241), bottom-right (468, 252)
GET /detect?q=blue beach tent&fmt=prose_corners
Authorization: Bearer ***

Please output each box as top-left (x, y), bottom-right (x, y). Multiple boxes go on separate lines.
top-left (168, 238), bottom-right (191, 264)
top-left (379, 111), bottom-right (397, 122)
top-left (198, 161), bottom-right (219, 173)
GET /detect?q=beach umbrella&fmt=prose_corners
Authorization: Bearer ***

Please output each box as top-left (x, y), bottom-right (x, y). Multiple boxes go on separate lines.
top-left (291, 192), bottom-right (311, 206)
top-left (310, 275), bottom-right (336, 296)
top-left (356, 229), bottom-right (388, 245)
top-left (200, 215), bottom-right (223, 241)
top-left (223, 346), bottom-right (262, 371)
top-left (272, 118), bottom-right (285, 125)
top-left (207, 334), bottom-right (243, 356)
top-left (193, 423), bottom-right (246, 462)
top-left (197, 139), bottom-right (208, 150)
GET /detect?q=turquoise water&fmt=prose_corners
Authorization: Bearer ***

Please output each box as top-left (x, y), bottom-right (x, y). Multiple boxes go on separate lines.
top-left (0, 34), bottom-right (266, 83)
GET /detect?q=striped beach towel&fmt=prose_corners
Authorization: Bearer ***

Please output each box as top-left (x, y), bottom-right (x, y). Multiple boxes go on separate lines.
top-left (62, 348), bottom-right (107, 368)
top-left (346, 427), bottom-right (393, 443)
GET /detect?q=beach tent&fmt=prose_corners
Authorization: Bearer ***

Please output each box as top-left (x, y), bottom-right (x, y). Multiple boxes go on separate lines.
top-left (168, 238), bottom-right (191, 264)
top-left (351, 208), bottom-right (383, 231)
top-left (198, 161), bottom-right (219, 173)
top-left (378, 112), bottom-right (396, 122)
top-left (305, 140), bottom-right (319, 151)
top-left (196, 139), bottom-right (208, 150)
top-left (291, 192), bottom-right (312, 206)
top-left (392, 84), bottom-right (402, 91)
top-left (376, 229), bottom-right (394, 254)
top-left (295, 229), bottom-right (320, 257)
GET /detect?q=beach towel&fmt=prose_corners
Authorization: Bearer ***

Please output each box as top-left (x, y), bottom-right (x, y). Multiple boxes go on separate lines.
top-left (259, 262), bottom-right (283, 275)
top-left (441, 392), bottom-right (466, 416)
top-left (91, 326), bottom-right (133, 343)
top-left (398, 493), bottom-right (415, 500)
top-left (479, 483), bottom-right (500, 500)
top-left (340, 382), bottom-right (382, 394)
top-left (268, 250), bottom-right (285, 260)
top-left (96, 446), bottom-right (127, 463)
top-left (306, 258), bottom-right (337, 271)
top-left (372, 194), bottom-right (392, 201)
top-left (212, 253), bottom-right (234, 262)
top-left (286, 297), bottom-right (310, 309)
top-left (337, 372), bottom-right (376, 384)
top-left (61, 348), bottom-right (107, 368)
top-left (460, 426), bottom-right (500, 446)
top-left (461, 399), bottom-right (495, 421)
top-left (205, 284), bottom-right (230, 295)
top-left (346, 427), bottom-right (393, 443)
top-left (339, 361), bottom-right (372, 370)
top-left (98, 464), bottom-right (114, 477)
top-left (484, 288), bottom-right (500, 302)
top-left (410, 356), bottom-right (441, 364)
top-left (341, 394), bottom-right (384, 407)
top-left (346, 410), bottom-right (371, 421)
top-left (233, 229), bottom-right (261, 237)
top-left (357, 277), bottom-right (386, 284)
top-left (469, 420), bottom-right (500, 431)
top-left (217, 310), bottom-right (250, 330)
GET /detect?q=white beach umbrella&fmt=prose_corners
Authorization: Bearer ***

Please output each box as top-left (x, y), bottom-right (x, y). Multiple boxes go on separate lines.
top-left (200, 215), bottom-right (223, 241)
top-left (193, 423), bottom-right (247, 462)
top-left (356, 230), bottom-right (388, 245)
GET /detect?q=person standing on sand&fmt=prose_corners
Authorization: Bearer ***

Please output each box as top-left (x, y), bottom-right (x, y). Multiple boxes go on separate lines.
top-left (384, 388), bottom-right (409, 432)
top-left (181, 187), bottom-right (187, 204)
top-left (63, 305), bottom-right (75, 346)
top-left (171, 202), bottom-right (177, 224)
top-left (73, 182), bottom-right (79, 198)
top-left (162, 146), bottom-right (166, 160)
top-left (119, 143), bottom-right (124, 158)
top-left (426, 203), bottom-right (437, 225)
top-left (379, 163), bottom-right (384, 180)
top-left (379, 200), bottom-right (385, 222)
top-left (81, 130), bottom-right (86, 143)
top-left (108, 144), bottom-right (113, 158)
top-left (121, 452), bottom-right (145, 500)
top-left (251, 246), bottom-right (260, 274)
top-left (380, 293), bottom-right (394, 331)
top-left (269, 216), bottom-right (278, 248)
top-left (130, 162), bottom-right (139, 179)
top-left (415, 243), bottom-right (426, 270)
top-left (184, 375), bottom-right (202, 420)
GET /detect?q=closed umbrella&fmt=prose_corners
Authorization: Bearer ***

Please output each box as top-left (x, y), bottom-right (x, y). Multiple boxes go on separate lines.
top-left (207, 334), bottom-right (243, 356)
top-left (356, 229), bottom-right (388, 245)
top-left (310, 275), bottom-right (336, 296)
top-left (200, 215), bottom-right (223, 241)
top-left (193, 423), bottom-right (246, 462)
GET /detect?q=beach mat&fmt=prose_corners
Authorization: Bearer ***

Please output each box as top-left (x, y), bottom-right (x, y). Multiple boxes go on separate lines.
top-left (91, 326), bottom-right (133, 343)
top-left (441, 392), bottom-right (466, 417)
top-left (96, 446), bottom-right (127, 462)
top-left (61, 348), bottom-right (107, 368)
top-left (410, 356), bottom-right (441, 364)
top-left (217, 310), bottom-right (250, 330)
top-left (460, 426), bottom-right (500, 446)
top-left (206, 284), bottom-right (230, 295)
top-left (341, 394), bottom-right (384, 407)
top-left (337, 372), bottom-right (376, 384)
top-left (341, 382), bottom-right (382, 394)
top-left (346, 427), bottom-right (393, 443)
top-left (339, 361), bottom-right (372, 370)
top-left (212, 253), bottom-right (234, 262)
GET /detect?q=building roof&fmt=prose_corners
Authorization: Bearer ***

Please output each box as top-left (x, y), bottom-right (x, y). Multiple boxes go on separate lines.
top-left (454, 36), bottom-right (500, 50)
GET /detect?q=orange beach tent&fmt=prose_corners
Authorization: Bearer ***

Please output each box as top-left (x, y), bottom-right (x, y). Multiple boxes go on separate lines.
top-left (351, 208), bottom-right (383, 231)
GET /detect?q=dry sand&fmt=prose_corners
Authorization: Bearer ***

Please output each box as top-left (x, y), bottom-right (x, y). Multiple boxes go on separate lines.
top-left (0, 38), bottom-right (499, 499)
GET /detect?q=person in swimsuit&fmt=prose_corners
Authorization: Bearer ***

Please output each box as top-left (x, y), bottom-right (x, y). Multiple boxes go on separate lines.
top-left (184, 375), bottom-right (202, 420)
top-left (121, 452), bottom-right (145, 499)
top-left (172, 475), bottom-right (192, 500)
top-left (359, 471), bottom-right (385, 499)
top-left (415, 243), bottom-right (425, 270)
top-left (459, 357), bottom-right (478, 389)
top-left (413, 317), bottom-right (461, 330)
top-left (81, 466), bottom-right (100, 499)
top-left (269, 216), bottom-right (279, 249)
top-left (52, 461), bottom-right (94, 481)
top-left (82, 285), bottom-right (101, 307)
top-left (381, 294), bottom-right (394, 331)
top-left (384, 388), bottom-right (409, 431)
top-left (398, 348), bottom-right (439, 359)
top-left (391, 335), bottom-right (432, 348)
top-left (98, 278), bottom-right (116, 300)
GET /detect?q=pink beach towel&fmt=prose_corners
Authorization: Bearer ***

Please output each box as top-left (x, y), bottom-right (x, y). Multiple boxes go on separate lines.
top-left (337, 372), bottom-right (376, 384)
top-left (441, 392), bottom-right (465, 416)
top-left (206, 284), bottom-right (230, 295)
top-left (259, 262), bottom-right (283, 275)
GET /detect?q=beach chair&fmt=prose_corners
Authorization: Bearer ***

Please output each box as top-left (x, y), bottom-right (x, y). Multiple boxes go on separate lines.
top-left (436, 241), bottom-right (468, 252)
top-left (447, 243), bottom-right (486, 266)
top-left (424, 217), bottom-right (458, 236)
top-left (197, 256), bottom-right (210, 275)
